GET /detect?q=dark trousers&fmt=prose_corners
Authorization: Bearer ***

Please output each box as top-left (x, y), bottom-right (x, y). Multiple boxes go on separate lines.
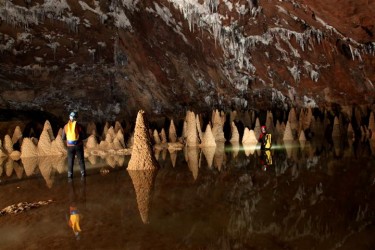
top-left (67, 144), bottom-right (86, 175)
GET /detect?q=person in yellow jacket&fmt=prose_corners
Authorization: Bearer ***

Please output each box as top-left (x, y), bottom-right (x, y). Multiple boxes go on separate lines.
top-left (62, 111), bottom-right (87, 178)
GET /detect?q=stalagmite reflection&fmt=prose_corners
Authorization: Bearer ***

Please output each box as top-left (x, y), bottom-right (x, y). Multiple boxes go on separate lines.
top-left (168, 148), bottom-right (177, 167)
top-left (128, 170), bottom-right (157, 224)
top-left (214, 143), bottom-right (225, 171)
top-left (21, 157), bottom-right (38, 176)
top-left (38, 156), bottom-right (56, 188)
top-left (186, 146), bottom-right (199, 180)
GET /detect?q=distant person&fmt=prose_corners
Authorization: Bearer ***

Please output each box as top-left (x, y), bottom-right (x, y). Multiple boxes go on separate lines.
top-left (62, 111), bottom-right (86, 178)
top-left (258, 125), bottom-right (272, 170)
top-left (258, 125), bottom-right (272, 150)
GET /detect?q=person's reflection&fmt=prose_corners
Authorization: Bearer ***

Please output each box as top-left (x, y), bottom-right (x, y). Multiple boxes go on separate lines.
top-left (67, 179), bottom-right (86, 239)
top-left (259, 150), bottom-right (273, 171)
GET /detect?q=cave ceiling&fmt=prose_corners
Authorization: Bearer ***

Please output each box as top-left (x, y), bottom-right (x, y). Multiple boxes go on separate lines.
top-left (0, 0), bottom-right (374, 123)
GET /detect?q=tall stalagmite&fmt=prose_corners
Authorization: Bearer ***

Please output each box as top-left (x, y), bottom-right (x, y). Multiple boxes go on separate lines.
top-left (127, 110), bottom-right (160, 171)
top-left (185, 111), bottom-right (199, 147)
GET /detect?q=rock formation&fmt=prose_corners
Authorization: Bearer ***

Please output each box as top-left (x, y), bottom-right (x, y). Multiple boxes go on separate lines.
top-left (127, 110), bottom-right (160, 171)
top-left (168, 120), bottom-right (177, 143)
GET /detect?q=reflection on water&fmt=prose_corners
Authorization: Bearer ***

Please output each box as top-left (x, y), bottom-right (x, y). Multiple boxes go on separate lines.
top-left (0, 138), bottom-right (375, 249)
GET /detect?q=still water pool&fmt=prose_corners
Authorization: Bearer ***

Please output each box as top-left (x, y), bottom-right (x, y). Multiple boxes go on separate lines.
top-left (1, 139), bottom-right (375, 250)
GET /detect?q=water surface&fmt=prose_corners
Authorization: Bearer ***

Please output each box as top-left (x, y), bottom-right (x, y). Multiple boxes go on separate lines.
top-left (1, 139), bottom-right (375, 250)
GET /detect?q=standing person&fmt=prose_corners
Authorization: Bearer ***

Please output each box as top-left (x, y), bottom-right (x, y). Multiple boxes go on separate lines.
top-left (62, 111), bottom-right (86, 178)
top-left (258, 125), bottom-right (272, 170)
top-left (258, 125), bottom-right (272, 150)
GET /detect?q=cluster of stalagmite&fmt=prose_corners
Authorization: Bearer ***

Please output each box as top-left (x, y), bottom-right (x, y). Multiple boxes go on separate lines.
top-left (0, 106), bottom-right (374, 166)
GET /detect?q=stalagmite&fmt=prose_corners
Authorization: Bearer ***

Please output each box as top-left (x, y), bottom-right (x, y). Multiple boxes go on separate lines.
top-left (242, 128), bottom-right (258, 145)
top-left (114, 121), bottom-right (123, 134)
top-left (212, 109), bottom-right (225, 142)
top-left (37, 130), bottom-right (52, 156)
top-left (185, 111), bottom-right (199, 147)
top-left (212, 122), bottom-right (225, 142)
top-left (86, 134), bottom-right (98, 149)
top-left (283, 121), bottom-right (294, 141)
top-left (220, 111), bottom-right (226, 125)
top-left (304, 107), bottom-right (313, 130)
top-left (211, 109), bottom-right (219, 125)
top-left (168, 119), bottom-right (177, 143)
top-left (347, 123), bottom-right (355, 141)
top-left (230, 122), bottom-right (240, 143)
top-left (127, 110), bottom-right (160, 171)
top-left (115, 130), bottom-right (125, 148)
top-left (331, 116), bottom-right (340, 138)
top-left (3, 134), bottom-right (13, 154)
top-left (200, 124), bottom-right (216, 147)
top-left (253, 118), bottom-right (261, 139)
top-left (113, 137), bottom-right (123, 150)
top-left (107, 126), bottom-right (116, 139)
top-left (196, 114), bottom-right (203, 142)
top-left (102, 122), bottom-right (110, 140)
top-left (160, 128), bottom-right (167, 144)
top-left (50, 134), bottom-right (67, 155)
top-left (43, 120), bottom-right (55, 141)
top-left (11, 125), bottom-right (22, 144)
top-left (182, 120), bottom-right (187, 140)
top-left (265, 110), bottom-right (274, 133)
top-left (288, 108), bottom-right (298, 132)
top-left (20, 137), bottom-right (38, 158)
top-left (153, 129), bottom-right (161, 144)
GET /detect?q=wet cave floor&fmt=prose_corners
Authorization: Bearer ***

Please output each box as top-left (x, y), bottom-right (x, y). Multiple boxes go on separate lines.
top-left (1, 139), bottom-right (375, 250)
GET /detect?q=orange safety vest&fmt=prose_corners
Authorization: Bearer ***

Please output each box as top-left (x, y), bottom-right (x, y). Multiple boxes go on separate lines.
top-left (66, 120), bottom-right (79, 144)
